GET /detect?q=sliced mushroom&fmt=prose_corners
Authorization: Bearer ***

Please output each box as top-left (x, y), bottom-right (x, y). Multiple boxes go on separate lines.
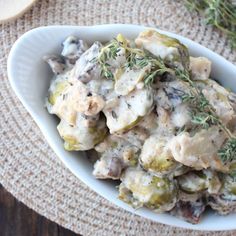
top-left (93, 155), bottom-right (123, 180)
top-left (170, 198), bottom-right (206, 224)
top-left (93, 135), bottom-right (139, 179)
top-left (103, 88), bottom-right (154, 133)
top-left (43, 55), bottom-right (66, 75)
top-left (61, 36), bottom-right (88, 65)
top-left (70, 42), bottom-right (102, 83)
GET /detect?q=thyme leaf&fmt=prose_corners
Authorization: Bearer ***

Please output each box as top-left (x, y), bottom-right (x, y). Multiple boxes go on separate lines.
top-left (97, 37), bottom-right (171, 84)
top-left (218, 138), bottom-right (236, 164)
top-left (176, 67), bottom-right (236, 164)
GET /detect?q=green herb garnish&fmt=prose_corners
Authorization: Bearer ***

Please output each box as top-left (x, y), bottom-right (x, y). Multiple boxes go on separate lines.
top-left (97, 34), bottom-right (236, 165)
top-left (96, 39), bottom-right (121, 79)
top-left (184, 0), bottom-right (236, 48)
top-left (218, 138), bottom-right (236, 164)
top-left (96, 37), bottom-right (171, 83)
top-left (175, 67), bottom-right (236, 164)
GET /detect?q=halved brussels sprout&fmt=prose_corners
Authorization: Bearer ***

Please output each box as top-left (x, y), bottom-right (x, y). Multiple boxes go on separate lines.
top-left (119, 167), bottom-right (177, 212)
top-left (103, 88), bottom-right (154, 133)
top-left (173, 165), bottom-right (190, 177)
top-left (217, 174), bottom-right (236, 200)
top-left (57, 115), bottom-right (107, 151)
top-left (208, 174), bottom-right (236, 215)
top-left (140, 135), bottom-right (179, 176)
top-left (229, 162), bottom-right (236, 172)
top-left (96, 135), bottom-right (139, 163)
top-left (177, 170), bottom-right (221, 194)
top-left (48, 77), bottom-right (70, 106)
top-left (46, 75), bottom-right (78, 125)
top-left (116, 33), bottom-right (128, 48)
top-left (135, 30), bottom-right (189, 69)
top-left (114, 63), bottom-right (151, 96)
top-left (93, 135), bottom-right (140, 180)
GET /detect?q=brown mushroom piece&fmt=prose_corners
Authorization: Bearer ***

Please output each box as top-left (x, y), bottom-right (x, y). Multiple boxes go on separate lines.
top-left (170, 198), bottom-right (206, 224)
top-left (43, 55), bottom-right (66, 75)
top-left (93, 155), bottom-right (124, 180)
top-left (93, 136), bottom-right (139, 180)
top-left (61, 36), bottom-right (88, 65)
top-left (70, 42), bottom-right (102, 83)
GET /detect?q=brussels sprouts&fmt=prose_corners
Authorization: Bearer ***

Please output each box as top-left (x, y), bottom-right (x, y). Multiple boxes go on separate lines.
top-left (173, 165), bottom-right (190, 177)
top-left (93, 135), bottom-right (139, 179)
top-left (93, 135), bottom-right (140, 179)
top-left (116, 33), bottom-right (128, 48)
top-left (103, 88), bottom-right (153, 133)
top-left (57, 115), bottom-right (107, 151)
top-left (48, 78), bottom-right (70, 105)
top-left (178, 171), bottom-right (207, 193)
top-left (177, 170), bottom-right (221, 194)
top-left (114, 63), bottom-right (151, 96)
top-left (119, 167), bottom-right (177, 212)
top-left (229, 162), bottom-right (236, 172)
top-left (208, 174), bottom-right (236, 215)
top-left (224, 175), bottom-right (236, 196)
top-left (140, 135), bottom-right (179, 176)
top-left (135, 30), bottom-right (189, 69)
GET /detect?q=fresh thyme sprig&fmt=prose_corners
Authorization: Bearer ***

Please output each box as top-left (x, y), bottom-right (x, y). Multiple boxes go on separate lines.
top-left (96, 39), bottom-right (121, 79)
top-left (175, 67), bottom-right (236, 164)
top-left (218, 138), bottom-right (236, 164)
top-left (184, 0), bottom-right (236, 48)
top-left (97, 38), bottom-right (172, 84)
top-left (97, 35), bottom-right (236, 164)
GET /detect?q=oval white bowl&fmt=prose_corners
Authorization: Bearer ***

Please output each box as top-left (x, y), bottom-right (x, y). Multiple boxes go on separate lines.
top-left (7, 24), bottom-right (236, 231)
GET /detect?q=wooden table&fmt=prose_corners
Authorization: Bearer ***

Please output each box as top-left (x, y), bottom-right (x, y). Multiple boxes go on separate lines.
top-left (0, 184), bottom-right (79, 236)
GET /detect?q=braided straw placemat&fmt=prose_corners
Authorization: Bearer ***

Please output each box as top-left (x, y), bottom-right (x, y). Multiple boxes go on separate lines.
top-left (1, 0), bottom-right (236, 235)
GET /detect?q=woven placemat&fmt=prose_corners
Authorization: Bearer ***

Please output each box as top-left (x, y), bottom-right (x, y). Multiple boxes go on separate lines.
top-left (1, 0), bottom-right (236, 235)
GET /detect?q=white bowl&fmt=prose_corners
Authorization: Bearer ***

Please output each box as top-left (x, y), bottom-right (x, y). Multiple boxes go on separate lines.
top-left (8, 24), bottom-right (236, 231)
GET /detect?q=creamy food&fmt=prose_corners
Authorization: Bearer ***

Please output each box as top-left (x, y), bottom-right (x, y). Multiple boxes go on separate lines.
top-left (44, 30), bottom-right (236, 224)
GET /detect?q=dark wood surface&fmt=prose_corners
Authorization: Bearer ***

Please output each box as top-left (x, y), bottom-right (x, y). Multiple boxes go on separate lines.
top-left (0, 184), bottom-right (80, 236)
